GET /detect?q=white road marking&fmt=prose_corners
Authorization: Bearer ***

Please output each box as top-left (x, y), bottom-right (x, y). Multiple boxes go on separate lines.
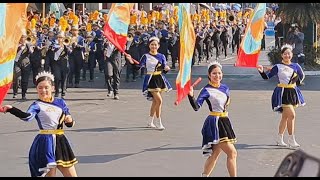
top-left (220, 56), bottom-right (236, 61)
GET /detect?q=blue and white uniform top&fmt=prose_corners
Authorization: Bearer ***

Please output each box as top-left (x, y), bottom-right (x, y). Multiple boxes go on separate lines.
top-left (140, 53), bottom-right (168, 73)
top-left (21, 98), bottom-right (70, 130)
top-left (264, 63), bottom-right (305, 84)
top-left (196, 83), bottom-right (230, 113)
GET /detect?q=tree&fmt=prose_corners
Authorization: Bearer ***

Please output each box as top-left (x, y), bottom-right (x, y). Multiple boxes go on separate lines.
top-left (276, 3), bottom-right (320, 28)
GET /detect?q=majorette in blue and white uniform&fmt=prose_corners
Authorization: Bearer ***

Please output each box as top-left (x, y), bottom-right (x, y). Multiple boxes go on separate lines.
top-left (140, 52), bottom-right (172, 100)
top-left (6, 98), bottom-right (77, 177)
top-left (188, 81), bottom-right (237, 157)
top-left (259, 62), bottom-right (306, 113)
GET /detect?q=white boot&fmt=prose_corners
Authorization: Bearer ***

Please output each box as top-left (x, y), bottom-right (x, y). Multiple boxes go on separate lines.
top-left (288, 135), bottom-right (300, 148)
top-left (276, 134), bottom-right (287, 146)
top-left (155, 117), bottom-right (165, 130)
top-left (147, 116), bottom-right (156, 128)
top-left (201, 173), bottom-right (209, 177)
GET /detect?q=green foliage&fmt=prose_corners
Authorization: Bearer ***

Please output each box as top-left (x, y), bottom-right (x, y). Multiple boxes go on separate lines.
top-left (267, 47), bottom-right (281, 65)
top-left (277, 3), bottom-right (320, 28)
top-left (303, 44), bottom-right (320, 69)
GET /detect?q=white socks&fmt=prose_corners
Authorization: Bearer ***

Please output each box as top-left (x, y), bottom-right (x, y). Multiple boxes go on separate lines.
top-left (147, 116), bottom-right (165, 130)
top-left (276, 134), bottom-right (301, 148)
top-left (147, 116), bottom-right (156, 128)
top-left (276, 134), bottom-right (287, 146)
top-left (288, 134), bottom-right (300, 148)
top-left (155, 117), bottom-right (165, 130)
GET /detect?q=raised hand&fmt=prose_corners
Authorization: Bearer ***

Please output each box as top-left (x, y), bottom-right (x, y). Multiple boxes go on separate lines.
top-left (0, 105), bottom-right (13, 113)
top-left (257, 65), bottom-right (264, 73)
top-left (189, 86), bottom-right (194, 97)
top-left (164, 65), bottom-right (170, 71)
top-left (125, 54), bottom-right (134, 64)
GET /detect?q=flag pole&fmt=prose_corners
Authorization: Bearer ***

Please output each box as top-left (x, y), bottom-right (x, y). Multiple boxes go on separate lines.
top-left (174, 77), bottom-right (202, 105)
top-left (43, 3), bottom-right (46, 18)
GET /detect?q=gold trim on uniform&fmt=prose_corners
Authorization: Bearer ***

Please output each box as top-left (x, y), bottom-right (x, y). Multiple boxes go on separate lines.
top-left (56, 158), bottom-right (78, 167)
top-left (277, 83), bottom-right (296, 88)
top-left (40, 96), bottom-right (54, 103)
top-left (208, 81), bottom-right (220, 88)
top-left (147, 71), bottom-right (162, 75)
top-left (219, 137), bottom-right (237, 143)
top-left (209, 111), bottom-right (228, 117)
top-left (147, 87), bottom-right (168, 92)
top-left (39, 129), bottom-right (64, 135)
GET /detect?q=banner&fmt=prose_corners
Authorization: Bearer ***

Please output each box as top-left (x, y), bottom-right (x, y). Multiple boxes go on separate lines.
top-left (0, 3), bottom-right (28, 105)
top-left (235, 3), bottom-right (266, 67)
top-left (175, 3), bottom-right (196, 105)
top-left (103, 3), bottom-right (134, 53)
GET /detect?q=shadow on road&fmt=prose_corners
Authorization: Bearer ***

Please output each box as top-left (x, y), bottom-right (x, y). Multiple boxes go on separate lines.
top-left (76, 144), bottom-right (199, 164)
top-left (77, 153), bottom-right (137, 164)
top-left (71, 126), bottom-right (157, 132)
top-left (143, 144), bottom-right (199, 152)
top-left (236, 143), bottom-right (297, 150)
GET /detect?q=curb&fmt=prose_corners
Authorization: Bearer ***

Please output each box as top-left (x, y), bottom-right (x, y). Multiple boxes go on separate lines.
top-left (304, 71), bottom-right (320, 76)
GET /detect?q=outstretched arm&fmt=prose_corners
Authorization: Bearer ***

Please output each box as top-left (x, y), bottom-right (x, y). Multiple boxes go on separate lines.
top-left (257, 65), bottom-right (278, 80)
top-left (0, 105), bottom-right (32, 119)
top-left (188, 94), bottom-right (200, 111)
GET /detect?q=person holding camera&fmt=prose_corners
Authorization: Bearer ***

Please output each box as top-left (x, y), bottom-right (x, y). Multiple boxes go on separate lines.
top-left (286, 24), bottom-right (305, 72)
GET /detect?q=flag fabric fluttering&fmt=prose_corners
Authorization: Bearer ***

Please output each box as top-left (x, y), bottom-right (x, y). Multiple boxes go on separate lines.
top-left (175, 3), bottom-right (196, 105)
top-left (235, 3), bottom-right (266, 67)
top-left (0, 3), bottom-right (29, 105)
top-left (103, 3), bottom-right (134, 54)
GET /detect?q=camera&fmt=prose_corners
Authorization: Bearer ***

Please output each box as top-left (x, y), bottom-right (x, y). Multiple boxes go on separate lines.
top-left (274, 150), bottom-right (320, 177)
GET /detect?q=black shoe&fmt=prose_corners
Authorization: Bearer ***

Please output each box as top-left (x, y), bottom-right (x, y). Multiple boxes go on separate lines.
top-left (88, 79), bottom-right (94, 82)
top-left (61, 94), bottom-right (65, 99)
top-left (54, 93), bottom-right (59, 97)
top-left (75, 84), bottom-right (80, 88)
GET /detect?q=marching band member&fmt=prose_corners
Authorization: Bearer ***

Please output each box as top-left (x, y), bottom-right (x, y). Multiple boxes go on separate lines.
top-left (92, 23), bottom-right (105, 73)
top-left (68, 21), bottom-right (85, 88)
top-left (48, 31), bottom-right (72, 98)
top-left (103, 37), bottom-right (123, 100)
top-left (82, 31), bottom-right (97, 82)
top-left (168, 24), bottom-right (179, 69)
top-left (12, 30), bottom-right (34, 100)
top-left (30, 34), bottom-right (47, 85)
top-left (125, 31), bottom-right (140, 82)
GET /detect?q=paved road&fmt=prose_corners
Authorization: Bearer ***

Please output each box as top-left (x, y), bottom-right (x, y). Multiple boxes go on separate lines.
top-left (1, 36), bottom-right (320, 177)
